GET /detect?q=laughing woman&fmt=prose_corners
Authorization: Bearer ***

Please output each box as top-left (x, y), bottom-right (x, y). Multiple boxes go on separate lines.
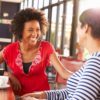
top-left (0, 8), bottom-right (72, 96)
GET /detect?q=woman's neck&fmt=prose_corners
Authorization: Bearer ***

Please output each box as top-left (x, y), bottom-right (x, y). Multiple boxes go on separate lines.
top-left (19, 41), bottom-right (39, 52)
top-left (87, 38), bottom-right (100, 54)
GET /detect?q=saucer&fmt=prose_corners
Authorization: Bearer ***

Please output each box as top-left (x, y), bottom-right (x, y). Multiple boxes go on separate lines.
top-left (0, 84), bottom-right (10, 89)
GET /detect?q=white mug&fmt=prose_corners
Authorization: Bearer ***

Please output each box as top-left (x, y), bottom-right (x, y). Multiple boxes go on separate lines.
top-left (0, 76), bottom-right (9, 87)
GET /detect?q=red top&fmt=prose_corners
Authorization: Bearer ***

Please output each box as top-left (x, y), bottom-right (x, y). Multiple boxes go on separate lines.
top-left (2, 41), bottom-right (55, 96)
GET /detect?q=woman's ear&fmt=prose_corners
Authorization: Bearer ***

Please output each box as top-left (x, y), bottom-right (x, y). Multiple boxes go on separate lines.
top-left (83, 24), bottom-right (90, 33)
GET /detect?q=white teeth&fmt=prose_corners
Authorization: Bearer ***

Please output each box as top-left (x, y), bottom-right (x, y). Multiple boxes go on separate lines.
top-left (32, 38), bottom-right (35, 40)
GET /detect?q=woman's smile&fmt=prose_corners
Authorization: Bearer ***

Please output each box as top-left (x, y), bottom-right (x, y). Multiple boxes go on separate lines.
top-left (22, 20), bottom-right (41, 45)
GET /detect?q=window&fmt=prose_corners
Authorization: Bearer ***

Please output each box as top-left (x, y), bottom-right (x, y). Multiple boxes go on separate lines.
top-left (24, 0), bottom-right (28, 9)
top-left (44, 0), bottom-right (49, 6)
top-left (64, 1), bottom-right (73, 56)
top-left (57, 4), bottom-right (63, 48)
top-left (52, 0), bottom-right (58, 4)
top-left (38, 0), bottom-right (44, 9)
top-left (34, 0), bottom-right (38, 9)
top-left (20, 0), bottom-right (24, 9)
top-left (27, 0), bottom-right (33, 8)
top-left (50, 7), bottom-right (57, 45)
top-left (44, 9), bottom-right (48, 19)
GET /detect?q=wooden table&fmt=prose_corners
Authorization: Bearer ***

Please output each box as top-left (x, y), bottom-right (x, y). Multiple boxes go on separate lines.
top-left (0, 85), bottom-right (15, 100)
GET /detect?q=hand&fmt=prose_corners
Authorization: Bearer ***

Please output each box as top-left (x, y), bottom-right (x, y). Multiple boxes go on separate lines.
top-left (23, 97), bottom-right (39, 100)
top-left (8, 72), bottom-right (21, 92)
top-left (21, 91), bottom-right (47, 99)
top-left (17, 96), bottom-right (39, 100)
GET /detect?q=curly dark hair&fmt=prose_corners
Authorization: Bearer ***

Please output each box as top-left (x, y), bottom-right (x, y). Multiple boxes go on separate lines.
top-left (79, 8), bottom-right (100, 39)
top-left (11, 8), bottom-right (49, 40)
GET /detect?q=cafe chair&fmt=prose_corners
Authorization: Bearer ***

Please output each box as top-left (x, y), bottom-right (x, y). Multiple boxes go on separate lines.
top-left (55, 56), bottom-right (84, 89)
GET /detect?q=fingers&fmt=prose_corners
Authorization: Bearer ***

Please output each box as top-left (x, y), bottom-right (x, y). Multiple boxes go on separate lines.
top-left (10, 79), bottom-right (22, 91)
top-left (13, 84), bottom-right (21, 91)
top-left (21, 96), bottom-right (39, 100)
top-left (21, 93), bottom-right (31, 98)
top-left (11, 82), bottom-right (21, 92)
top-left (22, 92), bottom-right (37, 98)
top-left (16, 96), bottom-right (23, 100)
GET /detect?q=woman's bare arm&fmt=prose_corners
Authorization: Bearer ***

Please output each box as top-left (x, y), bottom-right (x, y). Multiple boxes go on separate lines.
top-left (50, 52), bottom-right (73, 79)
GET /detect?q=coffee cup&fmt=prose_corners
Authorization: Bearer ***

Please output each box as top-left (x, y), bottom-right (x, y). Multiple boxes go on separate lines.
top-left (0, 76), bottom-right (9, 87)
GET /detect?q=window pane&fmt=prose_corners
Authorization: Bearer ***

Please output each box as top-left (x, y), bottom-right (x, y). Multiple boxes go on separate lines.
top-left (28, 0), bottom-right (33, 8)
top-left (44, 9), bottom-right (48, 20)
top-left (38, 0), bottom-right (44, 9)
top-left (57, 4), bottom-right (63, 48)
top-left (44, 0), bottom-right (49, 6)
top-left (50, 7), bottom-right (57, 45)
top-left (52, 0), bottom-right (58, 4)
top-left (20, 1), bottom-right (24, 9)
top-left (24, 0), bottom-right (28, 9)
top-left (42, 9), bottom-right (48, 40)
top-left (34, 0), bottom-right (38, 9)
top-left (64, 1), bottom-right (73, 56)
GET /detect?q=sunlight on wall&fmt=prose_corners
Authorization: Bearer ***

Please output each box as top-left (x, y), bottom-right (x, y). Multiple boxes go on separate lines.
top-left (79, 0), bottom-right (100, 15)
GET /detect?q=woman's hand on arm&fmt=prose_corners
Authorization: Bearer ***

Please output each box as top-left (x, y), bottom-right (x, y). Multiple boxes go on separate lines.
top-left (50, 52), bottom-right (73, 79)
top-left (17, 96), bottom-right (40, 100)
top-left (8, 72), bottom-right (22, 92)
top-left (21, 91), bottom-right (47, 99)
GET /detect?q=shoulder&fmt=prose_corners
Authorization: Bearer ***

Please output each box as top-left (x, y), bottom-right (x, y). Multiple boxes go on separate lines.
top-left (2, 42), bottom-right (19, 59)
top-left (84, 52), bottom-right (100, 71)
top-left (40, 41), bottom-right (55, 53)
top-left (4, 41), bottom-right (19, 51)
top-left (40, 41), bottom-right (53, 47)
top-left (86, 52), bottom-right (100, 64)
